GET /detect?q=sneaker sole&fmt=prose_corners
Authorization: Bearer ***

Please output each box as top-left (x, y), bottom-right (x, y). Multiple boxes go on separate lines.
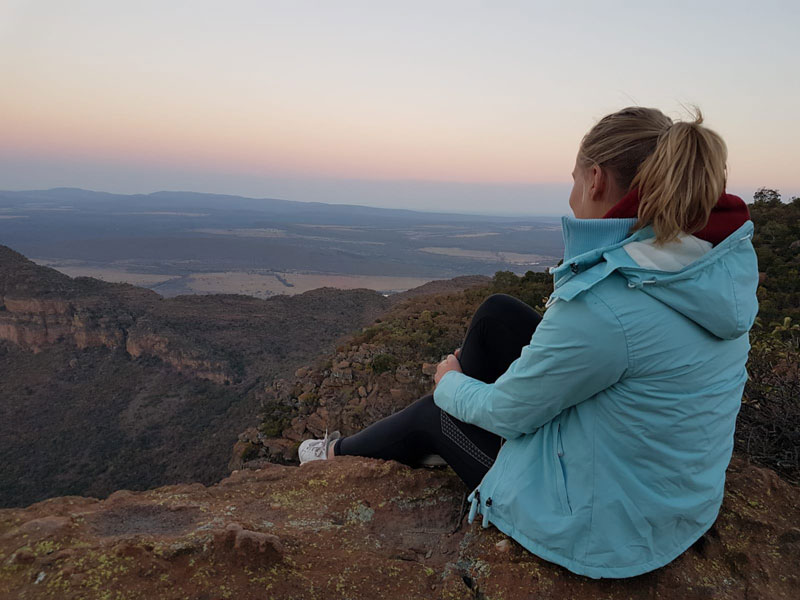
top-left (418, 454), bottom-right (447, 467)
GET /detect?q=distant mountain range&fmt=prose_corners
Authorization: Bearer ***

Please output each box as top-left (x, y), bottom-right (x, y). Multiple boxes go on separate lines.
top-left (0, 187), bottom-right (564, 299)
top-left (0, 187), bottom-right (557, 221)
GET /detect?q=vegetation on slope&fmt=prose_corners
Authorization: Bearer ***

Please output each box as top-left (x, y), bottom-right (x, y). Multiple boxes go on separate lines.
top-left (738, 189), bottom-right (800, 482)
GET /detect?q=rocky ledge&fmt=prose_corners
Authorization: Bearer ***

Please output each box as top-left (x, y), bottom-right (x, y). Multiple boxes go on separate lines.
top-left (1, 455), bottom-right (797, 599)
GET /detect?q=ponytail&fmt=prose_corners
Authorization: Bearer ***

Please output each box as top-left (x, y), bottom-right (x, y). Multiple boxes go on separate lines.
top-left (632, 109), bottom-right (727, 243)
top-left (579, 106), bottom-right (728, 244)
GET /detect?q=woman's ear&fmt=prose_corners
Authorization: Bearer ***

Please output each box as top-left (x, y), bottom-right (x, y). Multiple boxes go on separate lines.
top-left (588, 164), bottom-right (607, 202)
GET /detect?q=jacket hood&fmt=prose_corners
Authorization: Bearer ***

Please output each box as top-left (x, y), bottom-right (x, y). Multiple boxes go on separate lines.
top-left (549, 218), bottom-right (759, 340)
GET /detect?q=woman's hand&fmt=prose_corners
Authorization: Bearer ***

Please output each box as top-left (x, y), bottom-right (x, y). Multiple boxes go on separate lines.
top-left (434, 349), bottom-right (463, 386)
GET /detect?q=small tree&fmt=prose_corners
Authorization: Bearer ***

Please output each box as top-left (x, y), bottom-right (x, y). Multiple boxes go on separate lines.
top-left (753, 187), bottom-right (782, 206)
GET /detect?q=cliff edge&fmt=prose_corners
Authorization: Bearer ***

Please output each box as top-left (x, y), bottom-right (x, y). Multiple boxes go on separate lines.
top-left (1, 454), bottom-right (797, 599)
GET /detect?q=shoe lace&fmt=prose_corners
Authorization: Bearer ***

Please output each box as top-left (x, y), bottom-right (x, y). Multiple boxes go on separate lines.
top-left (311, 428), bottom-right (331, 460)
top-left (310, 440), bottom-right (326, 459)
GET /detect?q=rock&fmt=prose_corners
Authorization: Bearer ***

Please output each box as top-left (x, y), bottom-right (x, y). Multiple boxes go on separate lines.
top-left (422, 362), bottom-right (438, 376)
top-left (331, 367), bottom-right (353, 382)
top-left (305, 412), bottom-right (326, 435)
top-left (4, 455), bottom-right (794, 598)
top-left (298, 391), bottom-right (316, 404)
top-left (237, 427), bottom-right (259, 443)
top-left (105, 490), bottom-right (135, 505)
top-left (229, 440), bottom-right (259, 470)
top-left (11, 549), bottom-right (35, 564)
top-left (294, 366), bottom-right (309, 378)
top-left (263, 437), bottom-right (295, 461)
top-left (358, 385), bottom-right (367, 398)
top-left (212, 522), bottom-right (283, 565)
top-left (12, 515), bottom-right (71, 539)
top-left (395, 366), bottom-right (414, 383)
top-left (282, 427), bottom-right (304, 443)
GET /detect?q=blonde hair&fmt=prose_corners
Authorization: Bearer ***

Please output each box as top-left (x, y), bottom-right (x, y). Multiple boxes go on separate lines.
top-left (579, 106), bottom-right (728, 243)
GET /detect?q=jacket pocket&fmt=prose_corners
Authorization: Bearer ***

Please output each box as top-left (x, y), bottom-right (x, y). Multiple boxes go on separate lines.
top-left (554, 422), bottom-right (573, 515)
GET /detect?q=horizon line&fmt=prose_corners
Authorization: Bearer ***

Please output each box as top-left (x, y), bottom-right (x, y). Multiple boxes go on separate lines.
top-left (0, 186), bottom-right (568, 219)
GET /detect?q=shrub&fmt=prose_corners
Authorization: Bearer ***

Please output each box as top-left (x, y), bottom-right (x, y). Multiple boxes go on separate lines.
top-left (370, 353), bottom-right (398, 374)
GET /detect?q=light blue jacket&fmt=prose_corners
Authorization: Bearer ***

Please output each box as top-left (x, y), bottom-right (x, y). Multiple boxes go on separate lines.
top-left (433, 216), bottom-right (758, 578)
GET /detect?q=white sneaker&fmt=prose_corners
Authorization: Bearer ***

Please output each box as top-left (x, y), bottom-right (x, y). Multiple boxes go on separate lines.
top-left (298, 429), bottom-right (341, 465)
top-left (418, 454), bottom-right (447, 467)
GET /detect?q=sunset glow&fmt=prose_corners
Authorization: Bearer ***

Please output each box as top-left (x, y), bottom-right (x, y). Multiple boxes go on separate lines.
top-left (1, 0), bottom-right (798, 213)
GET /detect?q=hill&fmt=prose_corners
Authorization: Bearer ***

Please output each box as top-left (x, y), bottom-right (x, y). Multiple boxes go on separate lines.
top-left (0, 245), bottom-right (398, 507)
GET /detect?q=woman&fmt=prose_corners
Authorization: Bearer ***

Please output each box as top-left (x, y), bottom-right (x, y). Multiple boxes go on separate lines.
top-left (298, 107), bottom-right (758, 578)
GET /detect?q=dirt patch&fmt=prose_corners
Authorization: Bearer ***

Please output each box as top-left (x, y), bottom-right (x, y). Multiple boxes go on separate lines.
top-left (179, 271), bottom-right (438, 297)
top-left (86, 504), bottom-right (201, 537)
top-left (417, 246), bottom-right (550, 265)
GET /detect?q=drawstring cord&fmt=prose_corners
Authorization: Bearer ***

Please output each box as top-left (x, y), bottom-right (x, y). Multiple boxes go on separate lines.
top-left (466, 489), bottom-right (492, 528)
top-left (466, 436), bottom-right (506, 526)
top-left (467, 490), bottom-right (479, 522)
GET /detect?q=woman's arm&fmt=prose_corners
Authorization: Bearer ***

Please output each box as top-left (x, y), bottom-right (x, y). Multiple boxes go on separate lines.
top-left (433, 290), bottom-right (629, 439)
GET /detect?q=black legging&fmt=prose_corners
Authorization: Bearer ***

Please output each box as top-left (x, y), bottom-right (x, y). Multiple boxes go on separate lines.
top-left (333, 293), bottom-right (542, 489)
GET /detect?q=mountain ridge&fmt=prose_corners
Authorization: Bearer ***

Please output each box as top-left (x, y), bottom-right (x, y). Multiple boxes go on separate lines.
top-left (1, 187), bottom-right (562, 221)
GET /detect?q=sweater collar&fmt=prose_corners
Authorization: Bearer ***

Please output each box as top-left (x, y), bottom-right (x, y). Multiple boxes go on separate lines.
top-left (561, 216), bottom-right (638, 262)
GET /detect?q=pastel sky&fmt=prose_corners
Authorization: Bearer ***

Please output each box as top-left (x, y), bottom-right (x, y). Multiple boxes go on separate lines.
top-left (1, 0), bottom-right (798, 215)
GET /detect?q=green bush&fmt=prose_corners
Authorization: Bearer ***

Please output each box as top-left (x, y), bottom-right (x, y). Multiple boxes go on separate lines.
top-left (370, 353), bottom-right (398, 374)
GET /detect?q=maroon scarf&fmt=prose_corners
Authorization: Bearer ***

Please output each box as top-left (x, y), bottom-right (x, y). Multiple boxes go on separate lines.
top-left (603, 188), bottom-right (750, 245)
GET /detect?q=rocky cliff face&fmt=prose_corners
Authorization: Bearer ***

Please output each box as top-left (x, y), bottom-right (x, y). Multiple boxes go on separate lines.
top-left (0, 455), bottom-right (797, 599)
top-left (0, 245), bottom-right (400, 507)
top-left (0, 283), bottom-right (238, 385)
top-left (0, 293), bottom-right (238, 383)
top-left (0, 296), bottom-right (125, 350)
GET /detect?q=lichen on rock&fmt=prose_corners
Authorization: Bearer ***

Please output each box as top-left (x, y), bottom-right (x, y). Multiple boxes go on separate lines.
top-left (1, 455), bottom-right (798, 599)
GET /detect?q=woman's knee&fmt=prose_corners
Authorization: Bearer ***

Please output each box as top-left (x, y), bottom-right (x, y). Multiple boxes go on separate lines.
top-left (389, 394), bottom-right (440, 432)
top-left (406, 394), bottom-right (439, 420)
top-left (474, 293), bottom-right (540, 326)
